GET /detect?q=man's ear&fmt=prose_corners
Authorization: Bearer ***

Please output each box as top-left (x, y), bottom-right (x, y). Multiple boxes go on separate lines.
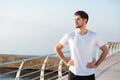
top-left (84, 19), bottom-right (87, 24)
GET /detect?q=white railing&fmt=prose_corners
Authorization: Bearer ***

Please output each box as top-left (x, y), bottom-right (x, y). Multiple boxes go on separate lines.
top-left (0, 51), bottom-right (70, 80)
top-left (0, 42), bottom-right (120, 80)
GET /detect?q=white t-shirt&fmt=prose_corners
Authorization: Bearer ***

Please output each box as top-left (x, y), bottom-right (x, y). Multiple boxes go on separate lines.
top-left (59, 30), bottom-right (104, 76)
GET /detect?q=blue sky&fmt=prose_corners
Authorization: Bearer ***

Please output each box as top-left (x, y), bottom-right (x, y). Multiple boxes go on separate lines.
top-left (0, 0), bottom-right (120, 55)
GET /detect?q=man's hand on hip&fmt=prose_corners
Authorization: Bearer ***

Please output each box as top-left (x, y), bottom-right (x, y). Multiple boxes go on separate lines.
top-left (67, 60), bottom-right (74, 66)
top-left (87, 62), bottom-right (97, 69)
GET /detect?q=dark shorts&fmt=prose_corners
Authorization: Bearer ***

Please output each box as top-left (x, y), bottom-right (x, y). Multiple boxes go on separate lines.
top-left (68, 71), bottom-right (95, 80)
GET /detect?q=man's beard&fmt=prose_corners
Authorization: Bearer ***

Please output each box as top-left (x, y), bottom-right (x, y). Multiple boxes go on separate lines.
top-left (76, 26), bottom-right (82, 28)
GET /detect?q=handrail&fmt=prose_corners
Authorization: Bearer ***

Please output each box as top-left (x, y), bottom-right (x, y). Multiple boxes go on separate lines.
top-left (40, 56), bottom-right (48, 80)
top-left (58, 60), bottom-right (62, 79)
top-left (15, 59), bottom-right (26, 80)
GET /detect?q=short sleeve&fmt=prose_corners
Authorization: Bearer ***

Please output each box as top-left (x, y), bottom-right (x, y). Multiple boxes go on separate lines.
top-left (95, 35), bottom-right (105, 47)
top-left (59, 34), bottom-right (69, 46)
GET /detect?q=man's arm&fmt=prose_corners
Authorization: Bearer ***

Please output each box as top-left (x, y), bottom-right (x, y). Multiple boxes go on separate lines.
top-left (54, 43), bottom-right (74, 66)
top-left (87, 44), bottom-right (108, 68)
top-left (94, 44), bottom-right (109, 67)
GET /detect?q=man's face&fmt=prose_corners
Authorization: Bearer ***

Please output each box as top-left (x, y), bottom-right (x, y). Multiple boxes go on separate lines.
top-left (74, 15), bottom-right (86, 28)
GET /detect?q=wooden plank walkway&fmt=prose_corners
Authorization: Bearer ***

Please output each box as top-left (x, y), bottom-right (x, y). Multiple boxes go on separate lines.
top-left (60, 51), bottom-right (120, 80)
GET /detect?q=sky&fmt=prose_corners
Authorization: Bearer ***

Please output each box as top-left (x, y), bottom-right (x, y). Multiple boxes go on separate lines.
top-left (0, 0), bottom-right (120, 55)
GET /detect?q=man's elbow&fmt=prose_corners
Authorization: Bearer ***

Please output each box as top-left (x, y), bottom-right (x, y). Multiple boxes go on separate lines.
top-left (54, 45), bottom-right (58, 53)
top-left (54, 43), bottom-right (63, 53)
top-left (101, 45), bottom-right (109, 55)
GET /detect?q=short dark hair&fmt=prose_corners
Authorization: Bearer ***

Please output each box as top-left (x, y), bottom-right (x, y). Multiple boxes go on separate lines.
top-left (74, 11), bottom-right (89, 22)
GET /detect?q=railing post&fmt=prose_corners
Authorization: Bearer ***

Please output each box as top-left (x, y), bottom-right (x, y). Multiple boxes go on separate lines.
top-left (115, 42), bottom-right (117, 53)
top-left (58, 60), bottom-right (62, 80)
top-left (109, 43), bottom-right (113, 56)
top-left (111, 43), bottom-right (114, 54)
top-left (15, 59), bottom-right (26, 80)
top-left (108, 42), bottom-right (114, 57)
top-left (119, 43), bottom-right (120, 51)
top-left (106, 42), bottom-right (110, 57)
top-left (113, 43), bottom-right (116, 53)
top-left (117, 42), bottom-right (120, 52)
top-left (116, 42), bottom-right (118, 52)
top-left (40, 56), bottom-right (48, 80)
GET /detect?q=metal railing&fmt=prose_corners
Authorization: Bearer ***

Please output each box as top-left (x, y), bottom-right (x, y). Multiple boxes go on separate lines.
top-left (0, 42), bottom-right (120, 80)
top-left (0, 51), bottom-right (70, 80)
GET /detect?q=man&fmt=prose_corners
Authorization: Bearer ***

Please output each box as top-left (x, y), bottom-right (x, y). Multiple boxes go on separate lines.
top-left (54, 11), bottom-right (108, 80)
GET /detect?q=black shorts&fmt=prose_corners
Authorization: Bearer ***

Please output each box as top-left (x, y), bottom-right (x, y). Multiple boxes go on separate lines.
top-left (68, 71), bottom-right (95, 80)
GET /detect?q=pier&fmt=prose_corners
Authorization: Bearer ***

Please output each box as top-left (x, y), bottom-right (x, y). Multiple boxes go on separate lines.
top-left (96, 51), bottom-right (120, 80)
top-left (0, 42), bottom-right (120, 80)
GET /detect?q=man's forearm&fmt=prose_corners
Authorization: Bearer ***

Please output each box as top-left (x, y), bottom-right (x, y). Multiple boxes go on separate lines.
top-left (95, 52), bottom-right (108, 67)
top-left (54, 47), bottom-right (69, 65)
